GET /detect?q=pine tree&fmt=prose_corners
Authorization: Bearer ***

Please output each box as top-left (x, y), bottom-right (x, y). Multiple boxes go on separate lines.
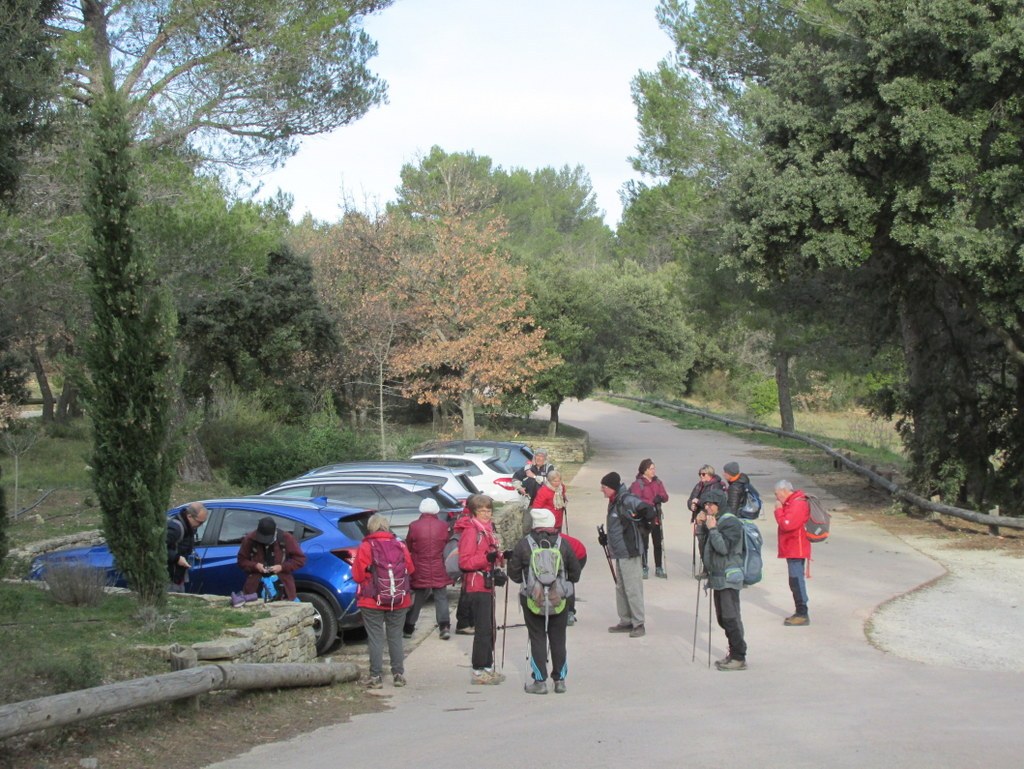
top-left (83, 84), bottom-right (178, 608)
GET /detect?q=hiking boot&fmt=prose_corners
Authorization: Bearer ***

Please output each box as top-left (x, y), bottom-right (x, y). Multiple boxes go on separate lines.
top-left (471, 669), bottom-right (505, 685)
top-left (642, 566), bottom-right (650, 579)
top-left (523, 679), bottom-right (548, 695)
top-left (553, 679), bottom-right (567, 694)
top-left (393, 673), bottom-right (407, 687)
top-left (456, 626), bottom-right (474, 635)
top-left (784, 614), bottom-right (810, 626)
top-left (242, 592), bottom-right (259, 602)
top-left (439, 625), bottom-right (451, 640)
top-left (230, 592), bottom-right (245, 608)
top-left (629, 624), bottom-right (646, 638)
top-left (655, 567), bottom-right (667, 579)
top-left (366, 675), bottom-right (383, 689)
top-left (402, 625), bottom-right (414, 638)
top-left (608, 623), bottom-right (632, 633)
top-left (716, 655), bottom-right (733, 667)
top-left (715, 657), bottom-right (747, 671)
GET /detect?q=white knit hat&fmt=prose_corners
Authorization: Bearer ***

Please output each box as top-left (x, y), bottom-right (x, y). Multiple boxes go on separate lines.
top-left (530, 508), bottom-right (556, 529)
top-left (419, 498), bottom-right (441, 514)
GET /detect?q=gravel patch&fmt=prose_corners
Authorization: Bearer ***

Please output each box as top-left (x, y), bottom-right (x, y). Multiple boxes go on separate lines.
top-left (868, 537), bottom-right (1024, 672)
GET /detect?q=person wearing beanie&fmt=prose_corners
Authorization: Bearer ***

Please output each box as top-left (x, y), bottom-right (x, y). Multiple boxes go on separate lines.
top-left (723, 461), bottom-right (757, 519)
top-left (507, 508), bottom-right (583, 694)
top-left (630, 458), bottom-right (670, 579)
top-left (236, 515), bottom-right (307, 602)
top-left (598, 470), bottom-right (656, 638)
top-left (404, 497), bottom-right (453, 640)
top-left (696, 487), bottom-right (747, 670)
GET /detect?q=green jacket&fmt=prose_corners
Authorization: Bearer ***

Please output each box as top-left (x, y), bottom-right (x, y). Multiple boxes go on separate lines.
top-left (702, 512), bottom-right (744, 590)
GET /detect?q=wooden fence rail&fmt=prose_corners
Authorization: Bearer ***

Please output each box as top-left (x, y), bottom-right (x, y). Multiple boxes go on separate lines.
top-left (0, 661), bottom-right (358, 741)
top-left (611, 394), bottom-right (1024, 533)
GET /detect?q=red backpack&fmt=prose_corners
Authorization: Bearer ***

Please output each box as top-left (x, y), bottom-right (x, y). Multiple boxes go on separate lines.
top-left (360, 538), bottom-right (411, 608)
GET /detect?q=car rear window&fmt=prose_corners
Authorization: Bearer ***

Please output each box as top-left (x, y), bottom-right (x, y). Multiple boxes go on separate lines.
top-left (337, 514), bottom-right (370, 541)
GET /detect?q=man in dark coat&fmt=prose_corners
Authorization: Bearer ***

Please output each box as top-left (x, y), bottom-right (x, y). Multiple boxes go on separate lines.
top-left (598, 471), bottom-right (655, 638)
top-left (403, 498), bottom-right (453, 639)
top-left (166, 502), bottom-right (207, 592)
top-left (513, 448), bottom-right (555, 503)
top-left (508, 508), bottom-right (583, 694)
top-left (236, 516), bottom-right (306, 602)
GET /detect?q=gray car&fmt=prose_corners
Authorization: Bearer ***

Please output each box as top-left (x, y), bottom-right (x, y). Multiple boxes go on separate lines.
top-left (261, 475), bottom-right (458, 537)
top-left (300, 461), bottom-right (479, 501)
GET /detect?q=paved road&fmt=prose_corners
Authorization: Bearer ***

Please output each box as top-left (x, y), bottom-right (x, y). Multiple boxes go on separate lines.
top-left (205, 399), bottom-right (1021, 769)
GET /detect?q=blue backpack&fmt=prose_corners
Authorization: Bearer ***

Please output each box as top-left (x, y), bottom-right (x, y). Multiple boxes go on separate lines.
top-left (722, 513), bottom-right (763, 587)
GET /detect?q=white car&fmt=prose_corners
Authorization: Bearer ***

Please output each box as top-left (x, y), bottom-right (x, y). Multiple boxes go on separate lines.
top-left (409, 452), bottom-right (522, 504)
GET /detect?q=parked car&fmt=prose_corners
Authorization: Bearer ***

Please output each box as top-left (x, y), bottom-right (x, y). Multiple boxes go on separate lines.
top-left (409, 452), bottom-right (521, 504)
top-left (418, 439), bottom-right (534, 470)
top-left (261, 474), bottom-right (460, 534)
top-left (27, 497), bottom-right (372, 655)
top-left (301, 461), bottom-right (479, 501)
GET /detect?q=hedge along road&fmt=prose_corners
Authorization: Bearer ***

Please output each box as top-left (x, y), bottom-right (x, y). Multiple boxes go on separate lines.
top-left (204, 399), bottom-right (1022, 769)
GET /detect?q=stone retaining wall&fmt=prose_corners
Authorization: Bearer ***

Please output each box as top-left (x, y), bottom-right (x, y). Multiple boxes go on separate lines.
top-left (184, 598), bottom-right (318, 664)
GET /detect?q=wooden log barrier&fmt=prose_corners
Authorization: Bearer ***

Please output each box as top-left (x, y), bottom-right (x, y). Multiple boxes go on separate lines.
top-left (0, 661), bottom-right (358, 741)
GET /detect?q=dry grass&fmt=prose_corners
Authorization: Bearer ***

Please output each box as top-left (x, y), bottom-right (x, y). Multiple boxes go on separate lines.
top-left (43, 562), bottom-right (110, 607)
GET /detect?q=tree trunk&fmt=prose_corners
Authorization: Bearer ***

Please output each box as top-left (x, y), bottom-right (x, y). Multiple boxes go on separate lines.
top-left (55, 379), bottom-right (81, 421)
top-left (460, 390), bottom-right (476, 439)
top-left (29, 347), bottom-right (54, 422)
top-left (547, 399), bottom-right (562, 437)
top-left (775, 351), bottom-right (795, 433)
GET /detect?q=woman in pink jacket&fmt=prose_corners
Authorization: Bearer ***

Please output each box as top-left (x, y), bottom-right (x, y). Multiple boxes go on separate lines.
top-left (774, 479), bottom-right (811, 626)
top-left (456, 494), bottom-right (506, 685)
top-left (630, 459), bottom-right (669, 579)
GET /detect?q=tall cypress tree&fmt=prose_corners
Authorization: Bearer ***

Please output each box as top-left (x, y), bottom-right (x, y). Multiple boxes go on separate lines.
top-left (83, 83), bottom-right (178, 608)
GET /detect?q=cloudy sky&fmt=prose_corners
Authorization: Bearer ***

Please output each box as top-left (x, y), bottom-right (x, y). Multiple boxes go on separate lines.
top-left (255, 1), bottom-right (670, 228)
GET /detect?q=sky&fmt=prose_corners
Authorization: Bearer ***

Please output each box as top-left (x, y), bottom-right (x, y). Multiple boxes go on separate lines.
top-left (253, 1), bottom-right (671, 228)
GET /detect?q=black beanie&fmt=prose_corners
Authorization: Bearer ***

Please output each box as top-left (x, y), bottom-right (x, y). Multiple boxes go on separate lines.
top-left (724, 461), bottom-right (740, 476)
top-left (601, 471), bottom-right (621, 489)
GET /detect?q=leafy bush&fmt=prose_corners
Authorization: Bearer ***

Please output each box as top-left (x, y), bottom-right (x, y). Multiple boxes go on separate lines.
top-left (742, 377), bottom-right (779, 419)
top-left (222, 421), bottom-right (376, 489)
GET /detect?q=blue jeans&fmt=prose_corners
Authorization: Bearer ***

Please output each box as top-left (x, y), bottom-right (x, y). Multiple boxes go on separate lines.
top-left (787, 558), bottom-right (808, 614)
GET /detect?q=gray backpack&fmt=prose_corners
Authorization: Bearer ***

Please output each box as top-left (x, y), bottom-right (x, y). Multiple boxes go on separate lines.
top-left (522, 534), bottom-right (572, 616)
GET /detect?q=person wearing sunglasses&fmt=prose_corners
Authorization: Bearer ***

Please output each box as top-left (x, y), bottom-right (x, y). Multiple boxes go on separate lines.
top-left (687, 465), bottom-right (727, 523)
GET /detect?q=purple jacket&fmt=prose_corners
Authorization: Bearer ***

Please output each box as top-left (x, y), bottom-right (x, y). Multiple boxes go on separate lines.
top-left (405, 512), bottom-right (451, 589)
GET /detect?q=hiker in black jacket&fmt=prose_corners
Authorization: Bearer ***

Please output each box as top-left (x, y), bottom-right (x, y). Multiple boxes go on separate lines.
top-left (697, 488), bottom-right (747, 671)
top-left (507, 508), bottom-right (582, 695)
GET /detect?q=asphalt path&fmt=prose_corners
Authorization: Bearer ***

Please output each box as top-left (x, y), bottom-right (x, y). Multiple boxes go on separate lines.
top-left (205, 399), bottom-right (1022, 769)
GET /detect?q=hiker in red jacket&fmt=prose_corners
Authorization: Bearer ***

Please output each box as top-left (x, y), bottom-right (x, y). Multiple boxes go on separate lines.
top-left (774, 479), bottom-right (811, 626)
top-left (353, 514), bottom-right (415, 689)
top-left (403, 498), bottom-right (452, 640)
top-left (457, 494), bottom-right (506, 685)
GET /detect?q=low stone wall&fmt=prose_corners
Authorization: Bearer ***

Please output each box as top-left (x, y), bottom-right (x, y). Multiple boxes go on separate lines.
top-left (187, 599), bottom-right (318, 664)
top-left (537, 433), bottom-right (589, 465)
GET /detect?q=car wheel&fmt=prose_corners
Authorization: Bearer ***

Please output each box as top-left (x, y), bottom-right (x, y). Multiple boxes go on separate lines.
top-left (297, 592), bottom-right (338, 656)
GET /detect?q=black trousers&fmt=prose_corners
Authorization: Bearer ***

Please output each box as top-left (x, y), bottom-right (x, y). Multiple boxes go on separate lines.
top-left (464, 590), bottom-right (495, 670)
top-left (522, 598), bottom-right (569, 681)
top-left (642, 521), bottom-right (664, 569)
top-left (713, 587), bottom-right (747, 661)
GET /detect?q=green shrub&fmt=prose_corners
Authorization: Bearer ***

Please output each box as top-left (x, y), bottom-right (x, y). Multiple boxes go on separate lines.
top-left (223, 422), bottom-right (376, 489)
top-left (38, 650), bottom-right (104, 693)
top-left (743, 377), bottom-right (779, 419)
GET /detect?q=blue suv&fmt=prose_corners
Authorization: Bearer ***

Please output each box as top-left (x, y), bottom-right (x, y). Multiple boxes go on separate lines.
top-left (27, 497), bottom-right (371, 655)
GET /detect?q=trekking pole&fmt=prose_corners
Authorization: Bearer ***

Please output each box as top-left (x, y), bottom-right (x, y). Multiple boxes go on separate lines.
top-left (691, 576), bottom-right (701, 662)
top-left (597, 525), bottom-right (616, 583)
top-left (562, 506), bottom-right (569, 535)
top-left (501, 577), bottom-right (509, 669)
top-left (707, 583), bottom-right (713, 668)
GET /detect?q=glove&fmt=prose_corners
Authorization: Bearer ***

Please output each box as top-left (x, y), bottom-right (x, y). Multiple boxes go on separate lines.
top-left (597, 530), bottom-right (608, 547)
top-left (486, 550), bottom-right (498, 564)
top-left (492, 569), bottom-right (507, 587)
top-left (502, 549), bottom-right (514, 561)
